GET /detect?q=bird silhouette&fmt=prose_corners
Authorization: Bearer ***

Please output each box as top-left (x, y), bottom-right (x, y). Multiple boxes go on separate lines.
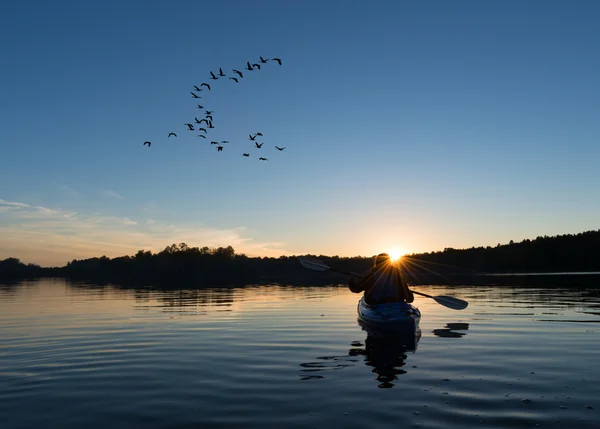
top-left (205, 110), bottom-right (214, 115)
top-left (275, 146), bottom-right (286, 151)
top-left (197, 134), bottom-right (206, 139)
top-left (220, 140), bottom-right (229, 144)
top-left (249, 134), bottom-right (257, 141)
top-left (272, 57), bottom-right (282, 65)
top-left (197, 104), bottom-right (204, 109)
top-left (205, 115), bottom-right (213, 122)
top-left (198, 128), bottom-right (207, 133)
top-left (256, 132), bottom-right (263, 137)
top-left (229, 77), bottom-right (238, 83)
top-left (259, 56), bottom-right (269, 63)
top-left (201, 83), bottom-right (211, 90)
top-left (232, 69), bottom-right (244, 78)
top-left (217, 146), bottom-right (223, 151)
top-left (210, 141), bottom-right (219, 145)
top-left (252, 63), bottom-right (261, 70)
top-left (210, 71), bottom-right (218, 80)
top-left (255, 142), bottom-right (263, 148)
top-left (199, 118), bottom-right (209, 125)
top-left (218, 68), bottom-right (226, 77)
top-left (193, 85), bottom-right (202, 92)
top-left (194, 117), bottom-right (203, 124)
top-left (168, 133), bottom-right (177, 138)
top-left (191, 92), bottom-right (201, 98)
top-left (259, 157), bottom-right (268, 161)
top-left (143, 141), bottom-right (151, 147)
top-left (242, 153), bottom-right (249, 157)
top-left (185, 124), bottom-right (194, 130)
top-left (208, 121), bottom-right (214, 129)
top-left (245, 61), bottom-right (254, 71)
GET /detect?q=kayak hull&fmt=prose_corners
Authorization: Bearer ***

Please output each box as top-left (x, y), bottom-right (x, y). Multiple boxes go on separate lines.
top-left (357, 296), bottom-right (421, 335)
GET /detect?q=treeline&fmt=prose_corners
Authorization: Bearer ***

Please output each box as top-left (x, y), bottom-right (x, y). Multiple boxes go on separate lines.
top-left (404, 230), bottom-right (600, 274)
top-left (1, 230), bottom-right (600, 286)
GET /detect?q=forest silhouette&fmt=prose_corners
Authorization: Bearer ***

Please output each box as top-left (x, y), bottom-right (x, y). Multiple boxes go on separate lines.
top-left (1, 230), bottom-right (599, 287)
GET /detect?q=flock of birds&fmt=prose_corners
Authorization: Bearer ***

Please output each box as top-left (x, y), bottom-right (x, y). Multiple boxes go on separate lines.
top-left (143, 56), bottom-right (285, 162)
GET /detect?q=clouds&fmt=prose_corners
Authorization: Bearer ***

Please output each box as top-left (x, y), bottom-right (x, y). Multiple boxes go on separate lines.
top-left (102, 189), bottom-right (124, 200)
top-left (0, 198), bottom-right (289, 266)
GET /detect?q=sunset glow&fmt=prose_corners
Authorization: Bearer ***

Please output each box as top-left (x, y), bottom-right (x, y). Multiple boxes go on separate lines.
top-left (388, 248), bottom-right (405, 262)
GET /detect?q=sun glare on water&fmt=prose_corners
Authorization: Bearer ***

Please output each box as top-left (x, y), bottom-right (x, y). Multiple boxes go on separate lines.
top-left (388, 248), bottom-right (405, 262)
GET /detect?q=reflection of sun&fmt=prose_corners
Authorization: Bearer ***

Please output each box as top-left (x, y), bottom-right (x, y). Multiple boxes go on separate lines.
top-left (388, 248), bottom-right (405, 262)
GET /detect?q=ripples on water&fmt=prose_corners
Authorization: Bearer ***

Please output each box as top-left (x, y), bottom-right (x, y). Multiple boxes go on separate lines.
top-left (1, 280), bottom-right (599, 428)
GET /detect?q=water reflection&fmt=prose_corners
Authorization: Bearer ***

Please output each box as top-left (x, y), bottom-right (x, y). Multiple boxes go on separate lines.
top-left (299, 322), bottom-right (422, 388)
top-left (351, 322), bottom-right (421, 388)
top-left (432, 322), bottom-right (470, 338)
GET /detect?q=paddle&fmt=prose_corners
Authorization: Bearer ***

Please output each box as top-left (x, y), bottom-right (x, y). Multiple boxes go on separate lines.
top-left (299, 257), bottom-right (469, 310)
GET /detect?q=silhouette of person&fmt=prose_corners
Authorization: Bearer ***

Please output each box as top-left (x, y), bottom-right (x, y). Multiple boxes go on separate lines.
top-left (348, 253), bottom-right (414, 305)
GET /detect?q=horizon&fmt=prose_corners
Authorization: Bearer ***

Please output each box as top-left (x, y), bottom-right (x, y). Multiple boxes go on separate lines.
top-left (2, 1), bottom-right (600, 266)
top-left (4, 228), bottom-right (597, 268)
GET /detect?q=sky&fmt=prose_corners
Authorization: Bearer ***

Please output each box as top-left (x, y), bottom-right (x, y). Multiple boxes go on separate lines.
top-left (1, 0), bottom-right (599, 266)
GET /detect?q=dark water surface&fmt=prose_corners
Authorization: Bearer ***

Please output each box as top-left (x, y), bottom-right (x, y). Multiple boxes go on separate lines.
top-left (1, 280), bottom-right (599, 428)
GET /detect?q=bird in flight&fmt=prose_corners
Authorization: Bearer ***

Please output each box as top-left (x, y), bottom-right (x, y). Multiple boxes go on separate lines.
top-left (242, 153), bottom-right (249, 157)
top-left (272, 57), bottom-right (282, 65)
top-left (193, 85), bottom-right (202, 92)
top-left (168, 133), bottom-right (177, 138)
top-left (191, 92), bottom-right (201, 98)
top-left (198, 128), bottom-right (207, 133)
top-left (194, 117), bottom-right (203, 124)
top-left (208, 121), bottom-right (214, 129)
top-left (229, 77), bottom-right (238, 83)
top-left (143, 141), bottom-right (151, 147)
top-left (275, 146), bottom-right (286, 151)
top-left (232, 69), bottom-right (243, 78)
top-left (255, 132), bottom-right (263, 137)
top-left (220, 140), bottom-right (229, 144)
top-left (217, 146), bottom-right (223, 152)
top-left (201, 83), bottom-right (211, 90)
top-left (255, 142), bottom-right (263, 148)
top-left (252, 63), bottom-right (261, 70)
top-left (259, 157), bottom-right (268, 161)
top-left (197, 134), bottom-right (206, 139)
top-left (197, 104), bottom-right (204, 109)
top-left (249, 134), bottom-right (257, 141)
top-left (185, 123), bottom-right (194, 130)
top-left (218, 68), bottom-right (226, 77)
top-left (198, 118), bottom-right (209, 125)
top-left (210, 141), bottom-right (219, 145)
top-left (210, 71), bottom-right (218, 80)
top-left (205, 110), bottom-right (214, 115)
top-left (259, 56), bottom-right (269, 63)
top-left (245, 61), bottom-right (254, 71)
top-left (205, 115), bottom-right (213, 122)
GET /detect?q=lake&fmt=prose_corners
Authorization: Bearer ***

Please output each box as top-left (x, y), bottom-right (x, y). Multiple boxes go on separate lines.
top-left (1, 279), bottom-right (599, 429)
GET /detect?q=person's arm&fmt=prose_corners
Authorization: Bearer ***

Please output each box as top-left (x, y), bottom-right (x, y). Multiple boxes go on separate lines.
top-left (348, 270), bottom-right (372, 293)
top-left (401, 274), bottom-right (414, 303)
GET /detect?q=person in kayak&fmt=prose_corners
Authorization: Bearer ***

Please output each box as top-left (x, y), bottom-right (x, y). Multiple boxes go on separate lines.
top-left (348, 253), bottom-right (414, 305)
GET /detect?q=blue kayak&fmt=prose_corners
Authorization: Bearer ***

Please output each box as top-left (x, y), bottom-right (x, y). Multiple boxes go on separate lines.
top-left (357, 296), bottom-right (421, 335)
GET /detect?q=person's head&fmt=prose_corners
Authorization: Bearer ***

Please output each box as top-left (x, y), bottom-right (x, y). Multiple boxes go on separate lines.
top-left (373, 253), bottom-right (391, 268)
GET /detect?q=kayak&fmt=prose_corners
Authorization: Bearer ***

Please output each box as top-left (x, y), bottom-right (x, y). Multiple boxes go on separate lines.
top-left (357, 296), bottom-right (421, 335)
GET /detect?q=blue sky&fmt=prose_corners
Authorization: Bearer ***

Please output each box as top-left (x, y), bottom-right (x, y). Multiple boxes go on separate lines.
top-left (1, 0), bottom-right (599, 266)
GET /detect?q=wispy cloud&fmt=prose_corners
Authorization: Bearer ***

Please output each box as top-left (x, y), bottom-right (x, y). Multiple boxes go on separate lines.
top-left (58, 184), bottom-right (83, 198)
top-left (0, 198), bottom-right (288, 266)
top-left (102, 189), bottom-right (124, 200)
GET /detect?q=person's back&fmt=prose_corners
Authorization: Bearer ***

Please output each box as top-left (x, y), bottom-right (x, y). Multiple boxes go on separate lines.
top-left (348, 253), bottom-right (414, 305)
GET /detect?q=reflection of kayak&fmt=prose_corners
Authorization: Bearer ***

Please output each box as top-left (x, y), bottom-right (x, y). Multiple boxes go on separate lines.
top-left (357, 296), bottom-right (421, 335)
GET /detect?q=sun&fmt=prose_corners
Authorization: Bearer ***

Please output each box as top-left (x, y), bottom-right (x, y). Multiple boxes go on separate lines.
top-left (388, 247), bottom-right (405, 262)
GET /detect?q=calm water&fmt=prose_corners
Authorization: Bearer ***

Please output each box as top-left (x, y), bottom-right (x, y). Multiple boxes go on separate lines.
top-left (1, 280), bottom-right (599, 429)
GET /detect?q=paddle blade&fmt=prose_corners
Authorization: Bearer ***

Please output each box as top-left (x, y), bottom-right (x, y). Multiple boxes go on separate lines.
top-left (298, 258), bottom-right (331, 272)
top-left (433, 295), bottom-right (469, 310)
